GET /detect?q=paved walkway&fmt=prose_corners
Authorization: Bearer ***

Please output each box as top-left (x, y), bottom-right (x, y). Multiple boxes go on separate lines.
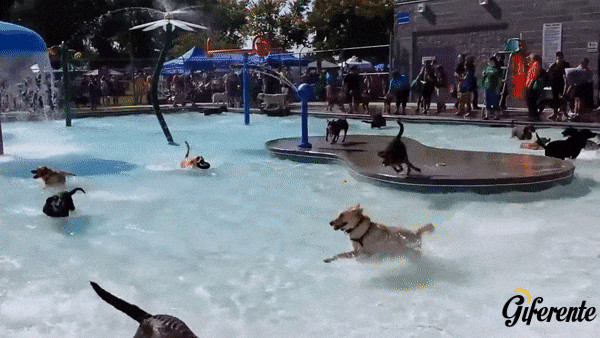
top-left (65, 100), bottom-right (600, 130)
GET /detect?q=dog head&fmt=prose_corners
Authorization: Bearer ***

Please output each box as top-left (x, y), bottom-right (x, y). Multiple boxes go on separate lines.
top-left (329, 205), bottom-right (366, 232)
top-left (562, 127), bottom-right (578, 137)
top-left (256, 93), bottom-right (265, 101)
top-left (578, 129), bottom-right (598, 140)
top-left (31, 166), bottom-right (51, 179)
top-left (523, 124), bottom-right (536, 134)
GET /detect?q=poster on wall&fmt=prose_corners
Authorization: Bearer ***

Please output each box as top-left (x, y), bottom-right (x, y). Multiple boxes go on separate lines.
top-left (542, 23), bottom-right (562, 66)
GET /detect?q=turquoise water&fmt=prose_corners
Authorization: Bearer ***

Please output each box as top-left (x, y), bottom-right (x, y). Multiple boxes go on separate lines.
top-left (1, 112), bottom-right (599, 337)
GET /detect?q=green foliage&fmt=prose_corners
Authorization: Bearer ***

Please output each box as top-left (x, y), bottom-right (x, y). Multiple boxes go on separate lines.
top-left (243, 0), bottom-right (310, 49)
top-left (308, 0), bottom-right (394, 59)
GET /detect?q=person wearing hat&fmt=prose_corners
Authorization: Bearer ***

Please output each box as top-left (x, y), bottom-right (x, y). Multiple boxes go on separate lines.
top-left (547, 51), bottom-right (570, 120)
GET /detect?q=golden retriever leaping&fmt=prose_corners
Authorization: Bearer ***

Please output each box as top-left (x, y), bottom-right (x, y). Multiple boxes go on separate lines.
top-left (325, 205), bottom-right (434, 263)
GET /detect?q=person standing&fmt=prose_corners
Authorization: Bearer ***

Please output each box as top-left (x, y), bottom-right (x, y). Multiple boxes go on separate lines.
top-left (343, 66), bottom-right (362, 113)
top-left (433, 60), bottom-right (448, 114)
top-left (524, 53), bottom-right (543, 121)
top-left (459, 56), bottom-right (477, 118)
top-left (453, 54), bottom-right (466, 110)
top-left (481, 56), bottom-right (503, 120)
top-left (387, 71), bottom-right (410, 114)
top-left (547, 51), bottom-right (570, 121)
top-left (416, 60), bottom-right (436, 115)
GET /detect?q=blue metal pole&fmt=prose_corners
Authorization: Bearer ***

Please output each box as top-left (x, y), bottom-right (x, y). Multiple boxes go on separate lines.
top-left (61, 42), bottom-right (71, 127)
top-left (243, 53), bottom-right (250, 125)
top-left (297, 83), bottom-right (312, 149)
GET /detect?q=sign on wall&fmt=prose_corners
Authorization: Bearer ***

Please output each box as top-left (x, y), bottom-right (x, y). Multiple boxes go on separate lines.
top-left (542, 23), bottom-right (562, 66)
top-left (397, 12), bottom-right (410, 24)
top-left (587, 41), bottom-right (598, 53)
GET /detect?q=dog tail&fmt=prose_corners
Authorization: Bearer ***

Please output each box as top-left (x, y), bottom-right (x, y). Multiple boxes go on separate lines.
top-left (184, 141), bottom-right (191, 158)
top-left (535, 133), bottom-right (547, 148)
top-left (69, 187), bottom-right (86, 196)
top-left (416, 223), bottom-right (434, 236)
top-left (90, 282), bottom-right (151, 324)
top-left (397, 120), bottom-right (404, 137)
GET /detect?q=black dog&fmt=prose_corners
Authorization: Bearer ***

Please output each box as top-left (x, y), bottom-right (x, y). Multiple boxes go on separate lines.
top-left (326, 119), bottom-right (349, 144)
top-left (370, 114), bottom-right (387, 128)
top-left (90, 282), bottom-right (198, 338)
top-left (536, 128), bottom-right (597, 160)
top-left (362, 114), bottom-right (387, 128)
top-left (377, 120), bottom-right (421, 174)
top-left (43, 188), bottom-right (85, 217)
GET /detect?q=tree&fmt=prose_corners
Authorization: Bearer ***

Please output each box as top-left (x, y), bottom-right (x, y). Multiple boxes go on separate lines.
top-left (243, 0), bottom-right (310, 50)
top-left (0, 0), bottom-right (15, 21)
top-left (308, 0), bottom-right (394, 61)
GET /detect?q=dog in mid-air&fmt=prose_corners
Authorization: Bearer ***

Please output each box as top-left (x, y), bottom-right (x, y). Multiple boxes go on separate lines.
top-left (31, 166), bottom-right (75, 186)
top-left (180, 141), bottom-right (210, 169)
top-left (43, 188), bottom-right (85, 217)
top-left (377, 120), bottom-right (421, 175)
top-left (325, 119), bottom-right (349, 144)
top-left (90, 281), bottom-right (198, 338)
top-left (324, 205), bottom-right (434, 263)
top-left (535, 128), bottom-right (597, 160)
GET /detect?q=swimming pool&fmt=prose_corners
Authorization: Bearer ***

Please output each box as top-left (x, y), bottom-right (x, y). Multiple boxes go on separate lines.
top-left (1, 112), bottom-right (599, 337)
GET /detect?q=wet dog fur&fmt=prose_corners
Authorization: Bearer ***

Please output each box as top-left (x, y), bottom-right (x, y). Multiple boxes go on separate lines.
top-left (90, 282), bottom-right (198, 338)
top-left (536, 128), bottom-right (598, 160)
top-left (325, 119), bottom-right (349, 144)
top-left (31, 166), bottom-right (75, 186)
top-left (324, 205), bottom-right (434, 262)
top-left (180, 141), bottom-right (210, 169)
top-left (511, 124), bottom-right (536, 140)
top-left (377, 120), bottom-right (421, 174)
top-left (43, 188), bottom-right (85, 217)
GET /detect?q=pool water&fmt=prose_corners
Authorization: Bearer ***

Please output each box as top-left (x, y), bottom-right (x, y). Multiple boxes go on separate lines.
top-left (1, 112), bottom-right (599, 337)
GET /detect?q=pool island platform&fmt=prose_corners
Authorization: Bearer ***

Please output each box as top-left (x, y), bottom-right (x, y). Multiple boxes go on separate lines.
top-left (266, 135), bottom-right (575, 193)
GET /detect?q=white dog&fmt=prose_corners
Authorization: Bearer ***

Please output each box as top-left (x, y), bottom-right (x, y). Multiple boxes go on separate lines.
top-left (325, 205), bottom-right (434, 262)
top-left (212, 92), bottom-right (229, 105)
top-left (257, 92), bottom-right (287, 110)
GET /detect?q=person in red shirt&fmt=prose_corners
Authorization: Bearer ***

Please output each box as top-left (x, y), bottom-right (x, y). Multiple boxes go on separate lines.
top-left (524, 53), bottom-right (543, 121)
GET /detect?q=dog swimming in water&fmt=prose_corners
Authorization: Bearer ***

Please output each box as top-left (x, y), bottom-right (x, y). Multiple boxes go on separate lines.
top-left (42, 188), bottom-right (85, 217)
top-left (180, 141), bottom-right (210, 169)
top-left (31, 166), bottom-right (75, 186)
top-left (324, 205), bottom-right (434, 263)
top-left (90, 281), bottom-right (198, 338)
top-left (377, 120), bottom-right (421, 175)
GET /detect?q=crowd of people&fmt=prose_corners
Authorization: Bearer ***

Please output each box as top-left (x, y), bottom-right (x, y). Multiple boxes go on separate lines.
top-left (4, 51), bottom-right (595, 123)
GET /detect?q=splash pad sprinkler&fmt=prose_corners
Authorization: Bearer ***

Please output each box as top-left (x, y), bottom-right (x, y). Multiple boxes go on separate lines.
top-left (130, 11), bottom-right (208, 146)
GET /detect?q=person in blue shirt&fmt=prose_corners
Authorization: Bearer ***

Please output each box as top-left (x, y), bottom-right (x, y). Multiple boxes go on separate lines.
top-left (386, 71), bottom-right (410, 114)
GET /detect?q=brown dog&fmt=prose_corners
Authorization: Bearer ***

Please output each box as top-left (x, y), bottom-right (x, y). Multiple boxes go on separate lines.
top-left (31, 166), bottom-right (75, 186)
top-left (325, 85), bottom-right (346, 112)
top-left (180, 141), bottom-right (210, 169)
top-left (325, 205), bottom-right (434, 262)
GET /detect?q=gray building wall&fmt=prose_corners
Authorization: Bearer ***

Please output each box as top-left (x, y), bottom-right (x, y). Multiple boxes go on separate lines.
top-left (392, 0), bottom-right (600, 101)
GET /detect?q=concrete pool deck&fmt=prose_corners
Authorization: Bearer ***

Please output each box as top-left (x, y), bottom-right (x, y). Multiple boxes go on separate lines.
top-left (59, 100), bottom-right (600, 130)
top-left (265, 135), bottom-right (575, 192)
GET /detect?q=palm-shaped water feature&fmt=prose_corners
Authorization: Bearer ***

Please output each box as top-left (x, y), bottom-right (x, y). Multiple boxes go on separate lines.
top-left (130, 10), bottom-right (208, 145)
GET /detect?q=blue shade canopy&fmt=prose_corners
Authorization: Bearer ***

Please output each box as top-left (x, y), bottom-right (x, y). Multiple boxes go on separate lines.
top-left (162, 48), bottom-right (266, 74)
top-left (1, 21), bottom-right (52, 83)
top-left (265, 52), bottom-right (308, 67)
top-left (0, 21), bottom-right (48, 56)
